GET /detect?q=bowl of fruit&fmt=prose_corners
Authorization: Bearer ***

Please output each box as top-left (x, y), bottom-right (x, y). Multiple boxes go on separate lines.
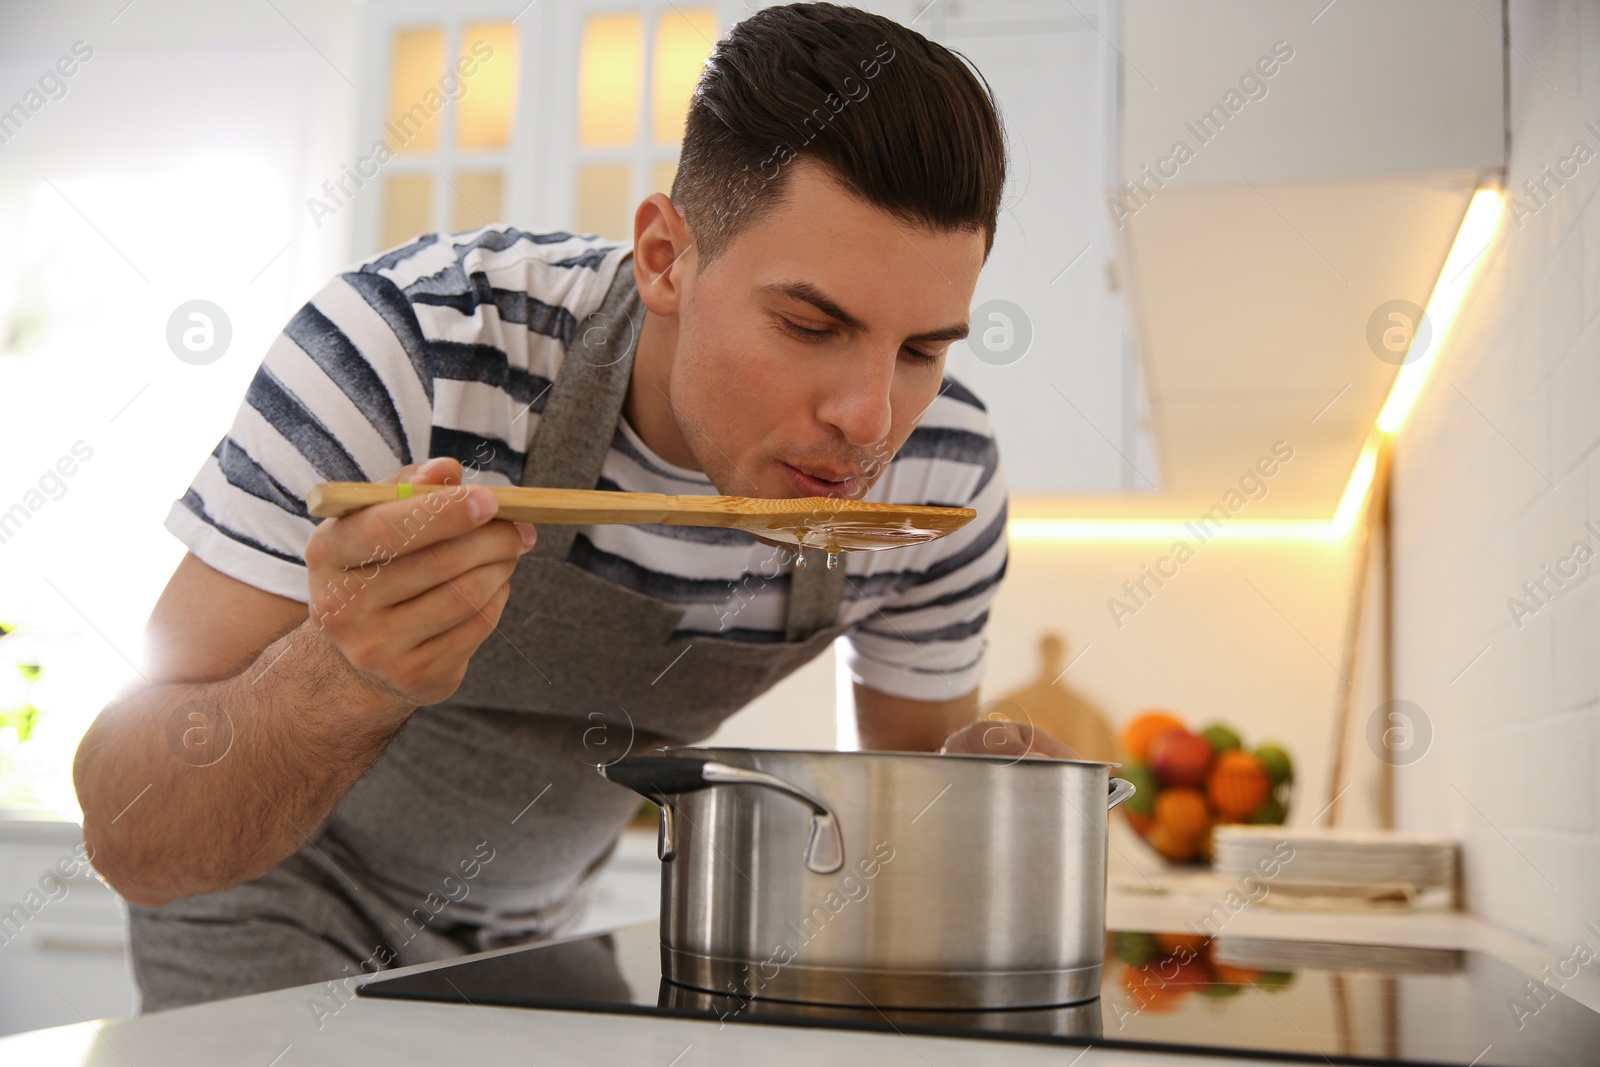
top-left (1114, 711), bottom-right (1293, 863)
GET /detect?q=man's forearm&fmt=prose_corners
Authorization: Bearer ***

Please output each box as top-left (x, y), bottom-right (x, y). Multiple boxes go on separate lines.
top-left (74, 619), bottom-right (413, 907)
top-left (853, 683), bottom-right (978, 752)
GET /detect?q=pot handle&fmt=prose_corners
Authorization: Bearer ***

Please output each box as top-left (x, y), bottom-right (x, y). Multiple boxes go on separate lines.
top-left (603, 755), bottom-right (845, 875)
top-left (1108, 776), bottom-right (1138, 811)
top-left (601, 755), bottom-right (719, 796)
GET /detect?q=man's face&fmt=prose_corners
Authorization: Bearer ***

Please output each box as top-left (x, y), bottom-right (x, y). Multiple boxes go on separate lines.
top-left (666, 163), bottom-right (986, 499)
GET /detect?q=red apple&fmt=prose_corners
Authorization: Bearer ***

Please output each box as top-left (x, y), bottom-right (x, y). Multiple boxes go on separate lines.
top-left (1148, 729), bottom-right (1214, 787)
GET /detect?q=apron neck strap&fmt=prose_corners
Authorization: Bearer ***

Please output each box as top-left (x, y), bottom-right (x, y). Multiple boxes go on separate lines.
top-left (520, 259), bottom-right (643, 560)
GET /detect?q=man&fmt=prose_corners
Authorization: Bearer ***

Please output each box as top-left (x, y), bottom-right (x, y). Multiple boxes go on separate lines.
top-left (74, 2), bottom-right (1039, 1011)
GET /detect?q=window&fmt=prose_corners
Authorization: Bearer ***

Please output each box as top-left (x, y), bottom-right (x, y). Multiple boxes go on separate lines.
top-left (365, 5), bottom-right (715, 253)
top-left (378, 20), bottom-right (521, 249)
top-left (574, 7), bottom-right (716, 240)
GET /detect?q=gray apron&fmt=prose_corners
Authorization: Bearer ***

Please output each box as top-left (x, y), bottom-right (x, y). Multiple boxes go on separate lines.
top-left (129, 265), bottom-right (849, 1012)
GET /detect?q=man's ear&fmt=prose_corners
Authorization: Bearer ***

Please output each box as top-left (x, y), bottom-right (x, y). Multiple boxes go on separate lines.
top-left (632, 192), bottom-right (694, 317)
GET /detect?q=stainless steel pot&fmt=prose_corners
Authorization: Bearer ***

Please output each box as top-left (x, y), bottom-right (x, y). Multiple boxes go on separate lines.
top-left (603, 747), bottom-right (1135, 1010)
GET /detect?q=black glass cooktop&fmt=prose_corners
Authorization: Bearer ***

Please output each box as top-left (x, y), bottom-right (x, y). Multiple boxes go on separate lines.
top-left (359, 922), bottom-right (1600, 1066)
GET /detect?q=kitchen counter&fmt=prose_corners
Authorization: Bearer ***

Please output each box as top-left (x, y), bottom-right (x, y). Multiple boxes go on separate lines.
top-left (3, 828), bottom-right (1596, 1066)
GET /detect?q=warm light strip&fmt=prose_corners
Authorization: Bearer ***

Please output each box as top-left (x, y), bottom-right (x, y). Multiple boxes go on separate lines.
top-left (1330, 438), bottom-right (1380, 536)
top-left (1376, 188), bottom-right (1505, 433)
top-left (1010, 186), bottom-right (1502, 544)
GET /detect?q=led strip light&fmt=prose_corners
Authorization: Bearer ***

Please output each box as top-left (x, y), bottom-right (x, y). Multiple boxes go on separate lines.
top-left (1010, 187), bottom-right (1506, 543)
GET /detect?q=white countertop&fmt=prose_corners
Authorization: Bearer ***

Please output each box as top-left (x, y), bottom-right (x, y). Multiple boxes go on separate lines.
top-left (0, 990), bottom-right (1262, 1067)
top-left (3, 827), bottom-right (1596, 1067)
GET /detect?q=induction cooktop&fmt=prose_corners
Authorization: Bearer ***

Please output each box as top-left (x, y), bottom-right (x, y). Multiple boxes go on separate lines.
top-left (358, 922), bottom-right (1600, 1066)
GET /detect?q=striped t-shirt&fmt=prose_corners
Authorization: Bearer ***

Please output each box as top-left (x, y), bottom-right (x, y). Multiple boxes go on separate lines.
top-left (167, 227), bottom-right (1009, 701)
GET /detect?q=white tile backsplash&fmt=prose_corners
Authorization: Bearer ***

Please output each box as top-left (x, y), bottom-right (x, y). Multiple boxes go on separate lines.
top-left (1550, 324), bottom-right (1600, 474)
top-left (1393, 0), bottom-right (1600, 954)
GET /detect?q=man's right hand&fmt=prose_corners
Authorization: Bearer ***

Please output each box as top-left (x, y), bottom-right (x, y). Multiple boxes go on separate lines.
top-left (73, 457), bottom-right (537, 907)
top-left (305, 457), bottom-right (536, 708)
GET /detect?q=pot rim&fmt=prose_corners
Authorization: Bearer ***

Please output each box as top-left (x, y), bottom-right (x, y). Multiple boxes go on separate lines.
top-left (661, 744), bottom-right (1123, 771)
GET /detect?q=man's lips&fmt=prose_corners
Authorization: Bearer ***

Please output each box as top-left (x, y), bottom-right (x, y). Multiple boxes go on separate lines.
top-left (780, 462), bottom-right (863, 499)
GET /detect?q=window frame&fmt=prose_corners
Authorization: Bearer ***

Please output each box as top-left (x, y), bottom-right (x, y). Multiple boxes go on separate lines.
top-left (353, 0), bottom-right (735, 259)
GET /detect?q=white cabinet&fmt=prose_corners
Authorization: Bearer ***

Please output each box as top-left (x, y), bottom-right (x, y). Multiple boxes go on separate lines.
top-left (1107, 0), bottom-right (1505, 514)
top-left (928, 2), bottom-right (1153, 493)
top-left (1117, 0), bottom-right (1504, 188)
top-left (0, 819), bottom-right (134, 1037)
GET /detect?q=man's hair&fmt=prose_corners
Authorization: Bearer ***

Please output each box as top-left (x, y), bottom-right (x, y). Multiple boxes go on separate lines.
top-left (671, 2), bottom-right (1007, 265)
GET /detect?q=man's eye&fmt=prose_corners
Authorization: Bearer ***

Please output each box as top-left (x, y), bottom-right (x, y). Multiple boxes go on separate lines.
top-left (779, 318), bottom-right (834, 342)
top-left (901, 346), bottom-right (940, 366)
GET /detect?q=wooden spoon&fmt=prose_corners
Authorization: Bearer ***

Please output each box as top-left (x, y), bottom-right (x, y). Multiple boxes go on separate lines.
top-left (306, 482), bottom-right (976, 553)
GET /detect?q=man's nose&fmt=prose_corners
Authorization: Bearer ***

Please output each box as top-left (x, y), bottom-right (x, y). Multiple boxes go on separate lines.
top-left (817, 347), bottom-right (895, 448)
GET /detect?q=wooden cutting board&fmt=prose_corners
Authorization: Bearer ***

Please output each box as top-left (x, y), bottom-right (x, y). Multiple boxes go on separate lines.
top-left (993, 632), bottom-right (1117, 760)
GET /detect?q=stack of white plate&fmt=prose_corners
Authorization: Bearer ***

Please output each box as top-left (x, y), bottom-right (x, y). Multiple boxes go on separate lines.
top-left (1212, 825), bottom-right (1456, 894)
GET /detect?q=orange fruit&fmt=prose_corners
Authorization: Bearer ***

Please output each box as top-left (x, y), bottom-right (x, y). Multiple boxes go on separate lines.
top-left (1120, 710), bottom-right (1186, 762)
top-left (1153, 786), bottom-right (1211, 839)
top-left (1145, 786), bottom-right (1210, 862)
top-left (1144, 820), bottom-right (1199, 862)
top-left (1207, 750), bottom-right (1273, 820)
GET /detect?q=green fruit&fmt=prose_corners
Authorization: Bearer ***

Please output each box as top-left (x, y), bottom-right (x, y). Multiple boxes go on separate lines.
top-left (1119, 763), bottom-right (1159, 815)
top-left (1254, 743), bottom-right (1294, 784)
top-left (1198, 982), bottom-right (1243, 998)
top-left (1247, 796), bottom-right (1287, 824)
top-left (1115, 931), bottom-right (1160, 967)
top-left (1200, 723), bottom-right (1242, 754)
top-left (1254, 971), bottom-right (1294, 991)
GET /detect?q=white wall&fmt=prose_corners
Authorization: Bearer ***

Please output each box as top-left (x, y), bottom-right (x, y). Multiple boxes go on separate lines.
top-left (1390, 0), bottom-right (1600, 953)
top-left (986, 535), bottom-right (1359, 820)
